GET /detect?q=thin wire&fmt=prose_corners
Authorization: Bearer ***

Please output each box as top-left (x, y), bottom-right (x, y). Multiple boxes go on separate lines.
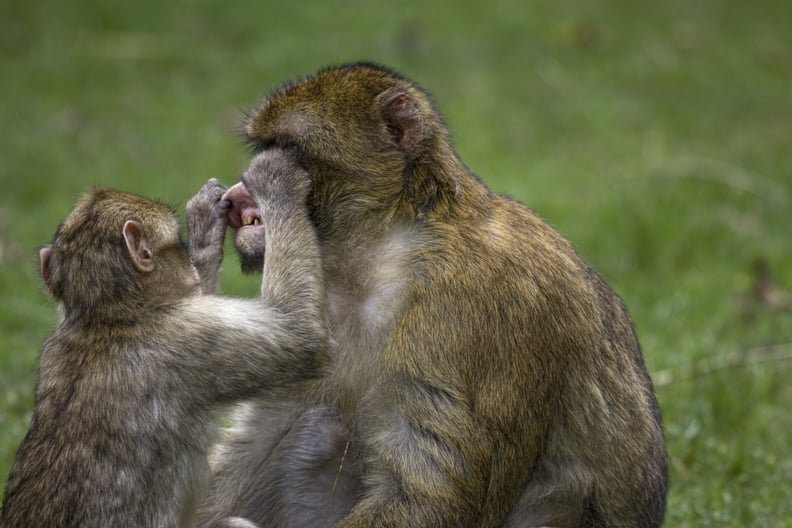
top-left (322, 440), bottom-right (351, 527)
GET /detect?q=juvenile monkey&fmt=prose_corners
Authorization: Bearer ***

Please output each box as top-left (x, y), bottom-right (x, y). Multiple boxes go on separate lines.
top-left (198, 63), bottom-right (668, 528)
top-left (0, 151), bottom-right (325, 528)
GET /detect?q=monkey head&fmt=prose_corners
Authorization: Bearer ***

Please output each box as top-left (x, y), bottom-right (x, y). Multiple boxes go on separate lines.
top-left (224, 62), bottom-right (460, 274)
top-left (40, 188), bottom-right (200, 320)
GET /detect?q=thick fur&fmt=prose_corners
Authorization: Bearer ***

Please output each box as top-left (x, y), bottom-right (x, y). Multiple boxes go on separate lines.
top-left (1, 153), bottom-right (325, 528)
top-left (198, 63), bottom-right (668, 528)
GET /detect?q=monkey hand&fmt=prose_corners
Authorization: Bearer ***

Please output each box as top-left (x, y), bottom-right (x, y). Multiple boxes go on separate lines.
top-left (187, 178), bottom-right (229, 294)
top-left (242, 150), bottom-right (311, 211)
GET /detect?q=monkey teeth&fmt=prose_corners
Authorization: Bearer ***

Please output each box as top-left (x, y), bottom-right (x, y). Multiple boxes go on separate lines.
top-left (242, 215), bottom-right (262, 227)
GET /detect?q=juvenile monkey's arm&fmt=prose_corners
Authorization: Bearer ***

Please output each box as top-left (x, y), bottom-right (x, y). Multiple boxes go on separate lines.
top-left (172, 295), bottom-right (325, 404)
top-left (173, 150), bottom-right (327, 405)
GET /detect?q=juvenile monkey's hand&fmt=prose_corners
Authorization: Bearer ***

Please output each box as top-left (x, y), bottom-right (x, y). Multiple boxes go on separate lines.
top-left (187, 178), bottom-right (229, 294)
top-left (242, 150), bottom-right (311, 210)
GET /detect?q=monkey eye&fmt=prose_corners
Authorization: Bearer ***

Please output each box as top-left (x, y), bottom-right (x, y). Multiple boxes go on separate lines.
top-left (273, 136), bottom-right (299, 151)
top-left (247, 137), bottom-right (272, 152)
top-left (250, 136), bottom-right (298, 154)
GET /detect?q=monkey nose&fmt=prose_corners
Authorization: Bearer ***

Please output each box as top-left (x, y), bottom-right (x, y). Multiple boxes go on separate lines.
top-left (222, 182), bottom-right (260, 229)
top-left (220, 181), bottom-right (247, 204)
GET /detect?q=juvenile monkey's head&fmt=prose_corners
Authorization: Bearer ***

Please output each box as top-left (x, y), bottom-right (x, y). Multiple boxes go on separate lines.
top-left (225, 62), bottom-right (462, 273)
top-left (41, 188), bottom-right (199, 319)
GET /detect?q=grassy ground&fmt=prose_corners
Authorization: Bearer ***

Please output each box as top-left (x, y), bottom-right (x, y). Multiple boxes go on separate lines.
top-left (1, 0), bottom-right (790, 524)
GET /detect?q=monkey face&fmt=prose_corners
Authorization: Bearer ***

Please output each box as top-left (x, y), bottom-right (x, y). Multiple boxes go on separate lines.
top-left (223, 182), bottom-right (266, 274)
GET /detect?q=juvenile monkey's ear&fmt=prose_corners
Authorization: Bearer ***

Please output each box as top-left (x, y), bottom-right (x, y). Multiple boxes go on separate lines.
top-left (381, 92), bottom-right (423, 157)
top-left (39, 246), bottom-right (53, 292)
top-left (122, 220), bottom-right (155, 273)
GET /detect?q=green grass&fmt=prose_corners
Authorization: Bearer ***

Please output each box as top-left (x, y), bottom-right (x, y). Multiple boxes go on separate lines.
top-left (1, 0), bottom-right (791, 524)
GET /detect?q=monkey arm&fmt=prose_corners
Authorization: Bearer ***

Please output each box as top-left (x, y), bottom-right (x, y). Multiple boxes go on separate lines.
top-left (346, 379), bottom-right (493, 527)
top-left (243, 150), bottom-right (326, 346)
top-left (330, 325), bottom-right (496, 527)
top-left (335, 283), bottom-right (555, 528)
top-left (168, 151), bottom-right (327, 407)
top-left (164, 296), bottom-right (326, 406)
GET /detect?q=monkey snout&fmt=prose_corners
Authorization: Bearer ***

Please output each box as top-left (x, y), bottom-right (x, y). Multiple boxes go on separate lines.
top-left (221, 182), bottom-right (248, 206)
top-left (222, 182), bottom-right (261, 229)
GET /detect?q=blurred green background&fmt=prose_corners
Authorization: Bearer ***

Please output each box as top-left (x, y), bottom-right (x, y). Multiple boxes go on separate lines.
top-left (1, 0), bottom-right (790, 524)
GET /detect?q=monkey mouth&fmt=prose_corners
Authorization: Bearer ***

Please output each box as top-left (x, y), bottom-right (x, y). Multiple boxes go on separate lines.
top-left (241, 211), bottom-right (262, 227)
top-left (223, 182), bottom-right (263, 231)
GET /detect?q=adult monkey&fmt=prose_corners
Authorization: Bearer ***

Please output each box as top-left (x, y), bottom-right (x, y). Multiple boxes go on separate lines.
top-left (197, 62), bottom-right (668, 528)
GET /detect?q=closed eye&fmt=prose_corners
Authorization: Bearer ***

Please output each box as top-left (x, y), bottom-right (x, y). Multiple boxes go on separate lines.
top-left (244, 135), bottom-right (298, 154)
top-left (273, 136), bottom-right (299, 151)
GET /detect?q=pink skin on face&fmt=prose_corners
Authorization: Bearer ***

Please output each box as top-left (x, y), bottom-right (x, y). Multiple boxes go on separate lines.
top-left (222, 182), bottom-right (262, 229)
top-left (222, 182), bottom-right (267, 265)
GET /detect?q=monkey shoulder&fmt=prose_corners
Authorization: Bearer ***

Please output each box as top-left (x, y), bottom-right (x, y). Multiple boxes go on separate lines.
top-left (395, 197), bottom-right (616, 364)
top-left (426, 198), bottom-right (592, 300)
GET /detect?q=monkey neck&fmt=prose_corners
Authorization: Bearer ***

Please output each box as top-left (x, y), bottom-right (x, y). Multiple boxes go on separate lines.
top-left (316, 151), bottom-right (487, 290)
top-left (56, 271), bottom-right (143, 325)
top-left (61, 296), bottom-right (146, 327)
top-left (60, 275), bottom-right (197, 326)
top-left (314, 139), bottom-right (470, 228)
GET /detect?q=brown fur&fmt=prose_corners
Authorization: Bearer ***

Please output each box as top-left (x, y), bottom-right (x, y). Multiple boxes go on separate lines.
top-left (198, 63), bottom-right (668, 528)
top-left (1, 153), bottom-right (325, 528)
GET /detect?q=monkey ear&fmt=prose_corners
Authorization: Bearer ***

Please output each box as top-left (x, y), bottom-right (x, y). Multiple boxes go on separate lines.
top-left (381, 92), bottom-right (423, 156)
top-left (39, 246), bottom-right (53, 292)
top-left (122, 220), bottom-right (155, 273)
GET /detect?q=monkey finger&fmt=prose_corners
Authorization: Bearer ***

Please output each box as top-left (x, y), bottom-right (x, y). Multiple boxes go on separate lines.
top-left (205, 177), bottom-right (226, 188)
top-left (205, 181), bottom-right (229, 201)
top-left (217, 199), bottom-right (232, 216)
